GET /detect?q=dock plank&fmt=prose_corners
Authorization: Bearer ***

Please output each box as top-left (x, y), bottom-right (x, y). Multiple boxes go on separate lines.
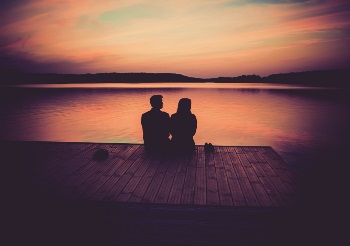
top-left (205, 150), bottom-right (220, 206)
top-left (215, 147), bottom-right (234, 206)
top-left (82, 144), bottom-right (131, 199)
top-left (90, 145), bottom-right (138, 200)
top-left (44, 143), bottom-right (97, 186)
top-left (167, 154), bottom-right (190, 204)
top-left (194, 146), bottom-right (206, 205)
top-left (117, 150), bottom-right (150, 202)
top-left (236, 151), bottom-right (259, 183)
top-left (222, 147), bottom-right (246, 207)
top-left (233, 148), bottom-right (260, 206)
top-left (181, 151), bottom-right (197, 205)
top-left (142, 156), bottom-right (172, 203)
top-left (103, 145), bottom-right (145, 201)
top-left (154, 156), bottom-right (181, 204)
top-left (128, 155), bottom-right (163, 203)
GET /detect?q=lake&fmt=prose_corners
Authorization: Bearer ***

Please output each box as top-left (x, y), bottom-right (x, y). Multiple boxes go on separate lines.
top-left (1, 83), bottom-right (349, 172)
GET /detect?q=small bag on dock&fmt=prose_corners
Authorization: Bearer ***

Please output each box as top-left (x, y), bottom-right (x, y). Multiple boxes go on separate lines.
top-left (93, 148), bottom-right (109, 160)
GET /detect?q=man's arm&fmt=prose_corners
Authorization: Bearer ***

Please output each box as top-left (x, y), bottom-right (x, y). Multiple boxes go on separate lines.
top-left (191, 115), bottom-right (197, 136)
top-left (164, 113), bottom-right (171, 138)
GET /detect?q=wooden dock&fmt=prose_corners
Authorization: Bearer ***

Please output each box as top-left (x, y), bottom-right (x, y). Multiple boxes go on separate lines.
top-left (5, 141), bottom-right (345, 246)
top-left (23, 142), bottom-right (298, 208)
top-left (2, 141), bottom-right (303, 246)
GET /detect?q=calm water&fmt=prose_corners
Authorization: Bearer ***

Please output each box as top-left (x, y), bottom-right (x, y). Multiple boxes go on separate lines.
top-left (1, 83), bottom-right (349, 172)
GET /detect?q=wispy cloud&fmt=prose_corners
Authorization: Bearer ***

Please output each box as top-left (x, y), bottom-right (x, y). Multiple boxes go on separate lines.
top-left (100, 4), bottom-right (165, 24)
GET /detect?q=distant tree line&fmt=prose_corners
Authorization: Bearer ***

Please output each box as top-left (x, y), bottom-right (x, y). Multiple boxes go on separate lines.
top-left (261, 70), bottom-right (350, 87)
top-left (210, 75), bottom-right (262, 82)
top-left (1, 69), bottom-right (349, 87)
top-left (0, 72), bottom-right (203, 84)
top-left (208, 70), bottom-right (350, 87)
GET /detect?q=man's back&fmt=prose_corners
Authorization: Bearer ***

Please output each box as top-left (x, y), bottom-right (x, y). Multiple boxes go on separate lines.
top-left (141, 108), bottom-right (170, 152)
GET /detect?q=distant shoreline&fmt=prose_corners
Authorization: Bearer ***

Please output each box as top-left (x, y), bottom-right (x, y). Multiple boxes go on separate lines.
top-left (1, 69), bottom-right (350, 87)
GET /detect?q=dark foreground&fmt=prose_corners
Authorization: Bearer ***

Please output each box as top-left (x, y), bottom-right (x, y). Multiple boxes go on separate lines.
top-left (1, 141), bottom-right (347, 246)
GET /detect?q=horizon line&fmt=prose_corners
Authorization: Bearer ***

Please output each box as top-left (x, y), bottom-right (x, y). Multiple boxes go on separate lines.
top-left (2, 68), bottom-right (349, 80)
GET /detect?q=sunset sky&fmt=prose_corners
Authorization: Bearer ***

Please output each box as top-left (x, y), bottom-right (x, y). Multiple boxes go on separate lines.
top-left (1, 0), bottom-right (350, 77)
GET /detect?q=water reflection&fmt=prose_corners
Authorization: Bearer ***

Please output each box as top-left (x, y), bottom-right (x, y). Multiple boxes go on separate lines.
top-left (1, 83), bottom-right (349, 171)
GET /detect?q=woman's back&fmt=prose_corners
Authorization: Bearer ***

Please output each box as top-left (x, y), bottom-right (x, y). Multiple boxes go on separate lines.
top-left (171, 113), bottom-right (196, 140)
top-left (170, 98), bottom-right (197, 153)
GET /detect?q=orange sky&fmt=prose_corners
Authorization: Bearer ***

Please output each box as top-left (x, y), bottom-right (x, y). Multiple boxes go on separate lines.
top-left (1, 0), bottom-right (350, 77)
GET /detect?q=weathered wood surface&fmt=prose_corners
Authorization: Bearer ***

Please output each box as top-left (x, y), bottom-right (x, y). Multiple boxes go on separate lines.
top-left (5, 141), bottom-right (344, 246)
top-left (24, 142), bottom-right (299, 207)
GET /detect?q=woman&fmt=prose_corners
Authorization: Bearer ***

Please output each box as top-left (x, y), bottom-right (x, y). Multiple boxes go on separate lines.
top-left (170, 98), bottom-right (197, 153)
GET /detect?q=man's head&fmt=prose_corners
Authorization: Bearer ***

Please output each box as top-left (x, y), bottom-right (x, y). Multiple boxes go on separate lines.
top-left (150, 95), bottom-right (163, 109)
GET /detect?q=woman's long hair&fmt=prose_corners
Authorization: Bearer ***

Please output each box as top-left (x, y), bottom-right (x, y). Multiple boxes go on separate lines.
top-left (176, 98), bottom-right (191, 114)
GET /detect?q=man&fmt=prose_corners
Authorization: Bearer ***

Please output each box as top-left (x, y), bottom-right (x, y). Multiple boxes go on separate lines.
top-left (141, 95), bottom-right (170, 153)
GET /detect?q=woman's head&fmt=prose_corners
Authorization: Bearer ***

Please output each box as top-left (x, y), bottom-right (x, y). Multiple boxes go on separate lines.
top-left (177, 98), bottom-right (191, 113)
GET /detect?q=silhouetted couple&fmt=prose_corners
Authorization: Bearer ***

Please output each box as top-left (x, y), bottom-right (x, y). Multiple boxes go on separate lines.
top-left (141, 95), bottom-right (197, 155)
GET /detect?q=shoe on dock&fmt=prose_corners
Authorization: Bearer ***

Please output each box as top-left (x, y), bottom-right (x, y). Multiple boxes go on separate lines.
top-left (204, 143), bottom-right (214, 153)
